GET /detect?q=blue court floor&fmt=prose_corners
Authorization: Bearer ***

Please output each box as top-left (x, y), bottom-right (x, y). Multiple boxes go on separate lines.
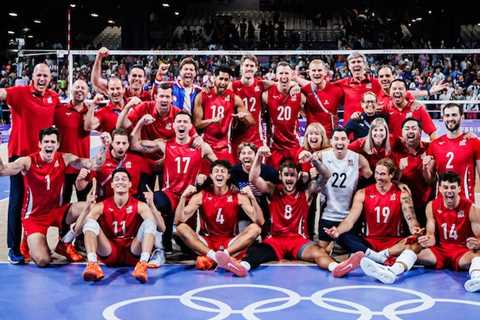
top-left (0, 264), bottom-right (479, 320)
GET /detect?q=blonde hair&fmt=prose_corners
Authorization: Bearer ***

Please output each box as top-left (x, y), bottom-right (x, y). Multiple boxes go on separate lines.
top-left (302, 122), bottom-right (330, 151)
top-left (364, 118), bottom-right (391, 155)
top-left (361, 91), bottom-right (377, 102)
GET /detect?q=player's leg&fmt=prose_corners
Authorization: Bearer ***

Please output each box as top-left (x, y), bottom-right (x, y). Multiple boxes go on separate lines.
top-left (82, 219), bottom-right (110, 281)
top-left (337, 232), bottom-right (389, 263)
top-left (130, 219), bottom-right (156, 283)
top-left (27, 233), bottom-right (51, 267)
top-left (54, 203), bottom-right (86, 262)
top-left (153, 191), bottom-right (174, 251)
top-left (175, 223), bottom-right (212, 256)
top-left (458, 251), bottom-right (480, 292)
top-left (7, 165), bottom-right (25, 263)
top-left (416, 247), bottom-right (438, 268)
top-left (239, 242), bottom-right (279, 273)
top-left (300, 242), bottom-right (364, 277)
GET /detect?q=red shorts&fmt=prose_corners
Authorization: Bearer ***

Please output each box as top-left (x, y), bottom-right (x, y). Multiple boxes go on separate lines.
top-left (263, 234), bottom-right (313, 260)
top-left (200, 235), bottom-right (233, 251)
top-left (364, 236), bottom-right (404, 252)
top-left (22, 205), bottom-right (70, 237)
top-left (100, 238), bottom-right (139, 266)
top-left (430, 243), bottom-right (470, 271)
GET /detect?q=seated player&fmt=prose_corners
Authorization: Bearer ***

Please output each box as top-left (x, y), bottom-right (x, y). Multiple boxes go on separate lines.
top-left (416, 172), bottom-right (480, 292)
top-left (219, 147), bottom-right (364, 277)
top-left (175, 160), bottom-right (264, 275)
top-left (77, 168), bottom-right (164, 283)
top-left (0, 127), bottom-right (109, 267)
top-left (325, 158), bottom-right (424, 284)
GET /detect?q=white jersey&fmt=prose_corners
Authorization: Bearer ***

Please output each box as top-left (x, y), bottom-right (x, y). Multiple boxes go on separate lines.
top-left (321, 149), bottom-right (359, 222)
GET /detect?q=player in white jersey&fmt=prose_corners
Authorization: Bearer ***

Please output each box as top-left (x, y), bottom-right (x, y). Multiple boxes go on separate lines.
top-left (316, 128), bottom-right (372, 248)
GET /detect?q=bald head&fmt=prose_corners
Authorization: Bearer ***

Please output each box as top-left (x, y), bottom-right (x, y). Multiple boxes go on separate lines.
top-left (71, 79), bottom-right (89, 103)
top-left (32, 63), bottom-right (52, 94)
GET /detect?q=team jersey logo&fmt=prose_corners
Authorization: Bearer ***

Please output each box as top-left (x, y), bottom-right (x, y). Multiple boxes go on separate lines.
top-left (458, 210), bottom-right (465, 218)
top-left (291, 96), bottom-right (297, 102)
top-left (47, 97), bottom-right (53, 104)
top-left (166, 123), bottom-right (172, 130)
top-left (125, 161), bottom-right (132, 169)
top-left (225, 96), bottom-right (231, 102)
top-left (369, 194), bottom-right (375, 199)
top-left (54, 160), bottom-right (59, 168)
top-left (254, 86), bottom-right (260, 92)
top-left (348, 159), bottom-right (355, 166)
top-left (323, 100), bottom-right (330, 105)
top-left (459, 139), bottom-right (467, 146)
top-left (65, 112), bottom-right (72, 116)
top-left (227, 195), bottom-right (233, 202)
top-left (406, 112), bottom-right (412, 118)
top-left (126, 206), bottom-right (133, 214)
top-left (390, 193), bottom-right (397, 201)
top-left (366, 83), bottom-right (372, 89)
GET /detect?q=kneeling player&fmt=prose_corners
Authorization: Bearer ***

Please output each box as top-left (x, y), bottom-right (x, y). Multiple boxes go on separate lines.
top-left (175, 160), bottom-right (264, 276)
top-left (416, 172), bottom-right (480, 292)
top-left (220, 147), bottom-right (364, 277)
top-left (78, 168), bottom-right (164, 283)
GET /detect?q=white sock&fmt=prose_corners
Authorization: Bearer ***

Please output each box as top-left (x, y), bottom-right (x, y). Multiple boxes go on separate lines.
top-left (61, 229), bottom-right (75, 244)
top-left (240, 261), bottom-right (251, 271)
top-left (154, 231), bottom-right (163, 249)
top-left (140, 252), bottom-right (150, 262)
top-left (87, 252), bottom-right (97, 263)
top-left (328, 262), bottom-right (338, 272)
top-left (365, 248), bottom-right (388, 263)
top-left (390, 249), bottom-right (417, 276)
top-left (469, 256), bottom-right (480, 278)
top-left (207, 249), bottom-right (217, 262)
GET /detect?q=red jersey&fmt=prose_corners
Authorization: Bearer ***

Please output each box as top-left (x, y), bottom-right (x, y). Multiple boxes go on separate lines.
top-left (363, 184), bottom-right (404, 237)
top-left (231, 78), bottom-right (265, 146)
top-left (162, 139), bottom-right (203, 195)
top-left (94, 101), bottom-right (123, 133)
top-left (301, 82), bottom-right (343, 137)
top-left (99, 196), bottom-right (142, 241)
top-left (266, 85), bottom-right (302, 151)
top-left (427, 134), bottom-right (480, 200)
top-left (334, 76), bottom-right (382, 122)
top-left (269, 187), bottom-right (308, 237)
top-left (23, 152), bottom-right (66, 219)
top-left (391, 139), bottom-right (432, 209)
top-left (6, 85), bottom-right (58, 157)
top-left (386, 100), bottom-right (436, 139)
top-left (348, 137), bottom-right (390, 170)
top-left (128, 102), bottom-right (181, 141)
top-left (124, 88), bottom-right (151, 101)
top-left (54, 102), bottom-right (90, 174)
top-left (95, 152), bottom-right (153, 199)
top-left (432, 196), bottom-right (473, 245)
top-left (200, 190), bottom-right (239, 237)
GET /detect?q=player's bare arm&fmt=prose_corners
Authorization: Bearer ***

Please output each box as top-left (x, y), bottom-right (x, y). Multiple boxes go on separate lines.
top-left (359, 154), bottom-right (373, 178)
top-left (137, 202), bottom-right (157, 224)
top-left (249, 146), bottom-right (275, 194)
top-left (233, 95), bottom-right (255, 125)
top-left (174, 186), bottom-right (201, 224)
top-left (193, 94), bottom-right (221, 129)
top-left (130, 114), bottom-right (165, 153)
top-left (91, 47), bottom-right (109, 95)
top-left (74, 202), bottom-right (104, 235)
top-left (0, 156), bottom-right (31, 176)
top-left (64, 132), bottom-right (110, 170)
top-left (73, 179), bottom-right (98, 236)
top-left (143, 185), bottom-right (166, 232)
top-left (83, 93), bottom-right (103, 131)
top-left (325, 189), bottom-right (365, 239)
top-left (418, 202), bottom-right (436, 248)
top-left (400, 187), bottom-right (422, 235)
top-left (199, 137), bottom-right (218, 162)
top-left (422, 155), bottom-right (436, 184)
top-left (116, 96), bottom-right (143, 129)
top-left (239, 187), bottom-right (265, 226)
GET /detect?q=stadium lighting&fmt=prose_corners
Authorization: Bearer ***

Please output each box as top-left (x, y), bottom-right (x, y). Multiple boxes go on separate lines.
top-left (174, 11), bottom-right (180, 16)
top-left (90, 13), bottom-right (99, 18)
top-left (9, 12), bottom-right (18, 17)
top-left (162, 3), bottom-right (170, 7)
top-left (8, 30), bottom-right (15, 34)
top-left (428, 10), bottom-right (432, 14)
top-left (33, 19), bottom-right (42, 24)
top-left (408, 23), bottom-right (412, 27)
top-left (70, 3), bottom-right (76, 8)
top-left (108, 20), bottom-right (115, 24)
top-left (416, 17), bottom-right (423, 22)
top-left (27, 35), bottom-right (34, 38)
top-left (371, 12), bottom-right (375, 17)
top-left (23, 27), bottom-right (30, 32)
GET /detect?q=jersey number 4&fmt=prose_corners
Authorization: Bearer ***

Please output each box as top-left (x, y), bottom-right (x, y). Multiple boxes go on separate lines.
top-left (216, 208), bottom-right (225, 224)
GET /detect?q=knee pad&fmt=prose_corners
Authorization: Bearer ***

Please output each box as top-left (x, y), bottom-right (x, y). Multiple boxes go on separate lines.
top-left (82, 218), bottom-right (100, 236)
top-left (136, 219), bottom-right (157, 242)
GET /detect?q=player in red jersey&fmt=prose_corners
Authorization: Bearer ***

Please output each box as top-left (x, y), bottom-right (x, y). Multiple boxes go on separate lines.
top-left (174, 160), bottom-right (264, 275)
top-left (54, 79), bottom-right (92, 203)
top-left (416, 172), bottom-right (480, 292)
top-left (334, 52), bottom-right (382, 122)
top-left (295, 59), bottom-right (343, 137)
top-left (75, 128), bottom-right (154, 200)
top-left (0, 63), bottom-right (60, 263)
top-left (425, 103), bottom-right (480, 201)
top-left (131, 111), bottom-right (217, 251)
top-left (263, 61), bottom-right (306, 169)
top-left (391, 118), bottom-right (433, 225)
top-left (385, 79), bottom-right (437, 140)
top-left (325, 158), bottom-right (424, 284)
top-left (194, 65), bottom-right (254, 164)
top-left (91, 47), bottom-right (150, 101)
top-left (77, 168), bottom-right (163, 283)
top-left (219, 147), bottom-right (364, 277)
top-left (0, 127), bottom-right (109, 267)
top-left (87, 77), bottom-right (128, 133)
top-left (231, 55), bottom-right (271, 155)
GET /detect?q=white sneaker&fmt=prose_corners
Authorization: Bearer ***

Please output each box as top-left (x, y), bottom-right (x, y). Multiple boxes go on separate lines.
top-left (360, 257), bottom-right (397, 284)
top-left (148, 249), bottom-right (166, 268)
top-left (464, 277), bottom-right (480, 292)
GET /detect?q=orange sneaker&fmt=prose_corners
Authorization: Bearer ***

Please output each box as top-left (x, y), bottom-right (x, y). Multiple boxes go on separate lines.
top-left (83, 262), bottom-right (104, 281)
top-left (132, 261), bottom-right (149, 283)
top-left (195, 256), bottom-right (216, 270)
top-left (20, 237), bottom-right (31, 263)
top-left (55, 241), bottom-right (84, 262)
